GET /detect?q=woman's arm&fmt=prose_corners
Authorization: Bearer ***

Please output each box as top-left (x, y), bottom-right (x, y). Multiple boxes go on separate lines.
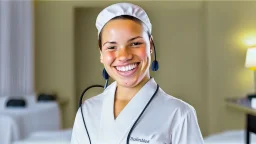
top-left (70, 109), bottom-right (81, 144)
top-left (70, 108), bottom-right (90, 144)
top-left (71, 129), bottom-right (79, 144)
top-left (171, 109), bottom-right (204, 144)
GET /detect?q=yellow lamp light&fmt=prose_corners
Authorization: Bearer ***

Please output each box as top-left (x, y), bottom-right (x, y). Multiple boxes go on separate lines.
top-left (245, 47), bottom-right (256, 71)
top-left (245, 38), bottom-right (256, 47)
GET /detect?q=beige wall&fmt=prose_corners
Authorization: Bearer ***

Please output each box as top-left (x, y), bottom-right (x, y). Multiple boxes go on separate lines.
top-left (35, 1), bottom-right (76, 128)
top-left (35, 1), bottom-right (256, 136)
top-left (74, 8), bottom-right (105, 105)
top-left (205, 1), bottom-right (256, 134)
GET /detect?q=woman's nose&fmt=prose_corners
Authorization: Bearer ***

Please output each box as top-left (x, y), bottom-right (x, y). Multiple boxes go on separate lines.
top-left (116, 48), bottom-right (132, 61)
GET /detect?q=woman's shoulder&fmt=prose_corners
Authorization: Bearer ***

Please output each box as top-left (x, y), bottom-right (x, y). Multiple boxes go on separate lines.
top-left (82, 92), bottom-right (105, 109)
top-left (156, 88), bottom-right (196, 117)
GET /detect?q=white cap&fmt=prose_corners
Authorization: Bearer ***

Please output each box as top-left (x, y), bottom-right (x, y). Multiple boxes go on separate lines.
top-left (96, 2), bottom-right (152, 37)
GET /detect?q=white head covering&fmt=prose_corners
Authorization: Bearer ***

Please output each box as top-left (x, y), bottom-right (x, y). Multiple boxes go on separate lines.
top-left (95, 2), bottom-right (152, 37)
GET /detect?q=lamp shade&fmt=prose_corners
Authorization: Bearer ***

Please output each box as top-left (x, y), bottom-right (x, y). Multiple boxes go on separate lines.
top-left (245, 47), bottom-right (256, 70)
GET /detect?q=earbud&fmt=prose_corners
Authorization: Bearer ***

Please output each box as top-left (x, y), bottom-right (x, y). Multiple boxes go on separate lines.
top-left (151, 41), bottom-right (159, 71)
top-left (102, 68), bottom-right (109, 89)
top-left (102, 68), bottom-right (109, 80)
top-left (151, 60), bottom-right (159, 71)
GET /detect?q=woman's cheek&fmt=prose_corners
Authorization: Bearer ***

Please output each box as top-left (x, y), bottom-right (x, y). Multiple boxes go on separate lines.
top-left (137, 47), bottom-right (149, 60)
top-left (103, 52), bottom-right (115, 65)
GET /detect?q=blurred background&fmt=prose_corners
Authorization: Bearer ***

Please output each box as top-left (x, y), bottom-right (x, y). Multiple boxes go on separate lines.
top-left (1, 0), bottom-right (256, 144)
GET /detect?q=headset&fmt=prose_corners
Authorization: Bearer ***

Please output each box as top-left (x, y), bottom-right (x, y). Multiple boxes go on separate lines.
top-left (79, 40), bottom-right (159, 144)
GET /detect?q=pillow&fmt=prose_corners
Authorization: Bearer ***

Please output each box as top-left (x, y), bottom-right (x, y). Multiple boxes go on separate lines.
top-left (37, 93), bottom-right (56, 102)
top-left (6, 98), bottom-right (26, 108)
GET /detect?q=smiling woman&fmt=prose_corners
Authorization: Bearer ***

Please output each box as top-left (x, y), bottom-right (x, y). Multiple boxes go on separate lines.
top-left (100, 16), bottom-right (152, 97)
top-left (71, 2), bottom-right (204, 144)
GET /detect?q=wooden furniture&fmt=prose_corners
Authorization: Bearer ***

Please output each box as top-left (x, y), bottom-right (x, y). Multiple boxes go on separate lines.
top-left (226, 97), bottom-right (256, 144)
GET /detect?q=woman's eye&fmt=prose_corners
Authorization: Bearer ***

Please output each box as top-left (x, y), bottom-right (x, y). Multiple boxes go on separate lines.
top-left (131, 42), bottom-right (142, 46)
top-left (107, 46), bottom-right (116, 50)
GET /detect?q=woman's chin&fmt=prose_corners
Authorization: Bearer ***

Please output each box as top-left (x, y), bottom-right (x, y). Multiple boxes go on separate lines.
top-left (116, 77), bottom-right (139, 88)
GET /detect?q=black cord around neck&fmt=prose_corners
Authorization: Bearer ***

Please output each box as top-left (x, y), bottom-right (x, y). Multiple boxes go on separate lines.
top-left (79, 83), bottom-right (159, 144)
top-left (79, 85), bottom-right (104, 144)
top-left (126, 84), bottom-right (159, 144)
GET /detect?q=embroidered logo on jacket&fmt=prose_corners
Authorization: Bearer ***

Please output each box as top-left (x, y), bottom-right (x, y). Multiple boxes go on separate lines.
top-left (130, 137), bottom-right (150, 143)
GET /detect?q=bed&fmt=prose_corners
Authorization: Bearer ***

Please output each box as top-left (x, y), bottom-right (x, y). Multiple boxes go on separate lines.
top-left (13, 129), bottom-right (72, 144)
top-left (204, 130), bottom-right (256, 144)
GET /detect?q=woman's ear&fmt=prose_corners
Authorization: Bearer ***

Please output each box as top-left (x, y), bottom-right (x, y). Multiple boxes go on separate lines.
top-left (150, 35), bottom-right (154, 54)
top-left (100, 50), bottom-right (103, 64)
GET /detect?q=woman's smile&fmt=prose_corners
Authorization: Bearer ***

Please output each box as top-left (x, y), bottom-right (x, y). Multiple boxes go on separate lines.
top-left (114, 62), bottom-right (140, 77)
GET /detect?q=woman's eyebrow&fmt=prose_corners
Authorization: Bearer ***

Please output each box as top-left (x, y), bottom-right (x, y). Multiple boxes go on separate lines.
top-left (103, 41), bottom-right (116, 46)
top-left (127, 36), bottom-right (142, 42)
top-left (103, 36), bottom-right (142, 46)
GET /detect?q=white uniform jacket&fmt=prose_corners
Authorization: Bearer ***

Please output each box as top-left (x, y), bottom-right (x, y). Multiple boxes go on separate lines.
top-left (71, 78), bottom-right (204, 144)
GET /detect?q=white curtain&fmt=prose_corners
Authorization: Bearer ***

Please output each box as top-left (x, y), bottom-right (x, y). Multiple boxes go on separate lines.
top-left (0, 0), bottom-right (34, 97)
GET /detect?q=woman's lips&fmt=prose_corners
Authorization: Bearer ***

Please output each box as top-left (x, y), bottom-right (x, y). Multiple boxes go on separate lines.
top-left (114, 62), bottom-right (139, 77)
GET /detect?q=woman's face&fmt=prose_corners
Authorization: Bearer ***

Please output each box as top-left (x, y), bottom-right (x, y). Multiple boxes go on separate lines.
top-left (100, 19), bottom-right (152, 88)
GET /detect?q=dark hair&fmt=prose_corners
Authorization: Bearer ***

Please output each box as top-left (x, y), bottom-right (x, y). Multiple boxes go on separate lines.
top-left (98, 15), bottom-right (150, 50)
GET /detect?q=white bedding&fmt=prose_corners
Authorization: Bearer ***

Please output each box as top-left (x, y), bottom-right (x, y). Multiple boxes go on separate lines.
top-left (204, 130), bottom-right (256, 144)
top-left (0, 115), bottom-right (19, 144)
top-left (13, 129), bottom-right (72, 144)
top-left (0, 102), bottom-right (61, 140)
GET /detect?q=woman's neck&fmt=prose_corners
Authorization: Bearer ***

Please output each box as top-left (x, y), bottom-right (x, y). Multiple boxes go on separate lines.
top-left (115, 76), bottom-right (150, 101)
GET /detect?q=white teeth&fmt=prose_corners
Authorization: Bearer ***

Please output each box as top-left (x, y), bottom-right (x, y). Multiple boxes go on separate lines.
top-left (116, 63), bottom-right (137, 72)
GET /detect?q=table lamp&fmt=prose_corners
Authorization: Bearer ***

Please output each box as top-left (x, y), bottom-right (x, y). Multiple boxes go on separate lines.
top-left (245, 46), bottom-right (256, 71)
top-left (245, 46), bottom-right (256, 103)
